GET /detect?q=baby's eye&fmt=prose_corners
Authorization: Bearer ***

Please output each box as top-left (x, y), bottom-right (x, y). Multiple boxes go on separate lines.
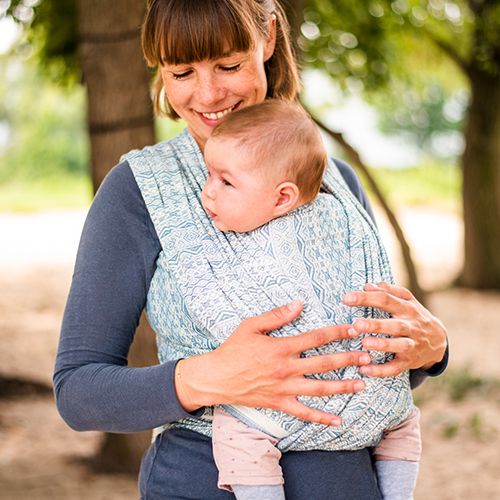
top-left (222, 179), bottom-right (233, 187)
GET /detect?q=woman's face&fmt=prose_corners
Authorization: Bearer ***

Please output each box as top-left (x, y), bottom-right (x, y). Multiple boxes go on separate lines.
top-left (160, 33), bottom-right (275, 149)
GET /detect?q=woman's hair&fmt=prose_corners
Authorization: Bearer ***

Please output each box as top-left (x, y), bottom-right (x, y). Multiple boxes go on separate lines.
top-left (141, 0), bottom-right (300, 119)
top-left (210, 100), bottom-right (327, 203)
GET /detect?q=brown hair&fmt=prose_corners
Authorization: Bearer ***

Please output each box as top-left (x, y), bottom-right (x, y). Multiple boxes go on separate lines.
top-left (141, 0), bottom-right (300, 119)
top-left (210, 100), bottom-right (327, 203)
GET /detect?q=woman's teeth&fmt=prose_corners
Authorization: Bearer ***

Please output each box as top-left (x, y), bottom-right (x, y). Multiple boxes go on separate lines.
top-left (201, 105), bottom-right (236, 120)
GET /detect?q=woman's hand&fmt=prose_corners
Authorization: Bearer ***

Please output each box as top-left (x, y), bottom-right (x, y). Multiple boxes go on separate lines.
top-left (175, 301), bottom-right (371, 426)
top-left (343, 282), bottom-right (448, 377)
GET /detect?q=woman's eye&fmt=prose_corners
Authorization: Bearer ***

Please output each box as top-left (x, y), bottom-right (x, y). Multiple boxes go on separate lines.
top-left (172, 70), bottom-right (192, 80)
top-left (220, 64), bottom-right (241, 72)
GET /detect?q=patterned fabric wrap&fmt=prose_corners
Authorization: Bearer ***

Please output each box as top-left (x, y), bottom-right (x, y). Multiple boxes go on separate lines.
top-left (123, 129), bottom-right (413, 452)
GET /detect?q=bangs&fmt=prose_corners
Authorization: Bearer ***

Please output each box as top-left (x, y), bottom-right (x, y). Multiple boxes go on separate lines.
top-left (143, 0), bottom-right (264, 66)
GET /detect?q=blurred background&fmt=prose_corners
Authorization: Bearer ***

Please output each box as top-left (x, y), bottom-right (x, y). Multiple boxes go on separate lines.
top-left (0, 1), bottom-right (499, 498)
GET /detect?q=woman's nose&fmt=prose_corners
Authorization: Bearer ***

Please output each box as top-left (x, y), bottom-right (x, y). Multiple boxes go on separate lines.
top-left (197, 75), bottom-right (225, 107)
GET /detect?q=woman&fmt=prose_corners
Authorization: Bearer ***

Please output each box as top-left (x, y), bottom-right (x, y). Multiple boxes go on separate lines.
top-left (54, 1), bottom-right (448, 498)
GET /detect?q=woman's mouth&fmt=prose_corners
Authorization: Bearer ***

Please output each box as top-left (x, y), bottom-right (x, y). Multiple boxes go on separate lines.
top-left (197, 102), bottom-right (241, 125)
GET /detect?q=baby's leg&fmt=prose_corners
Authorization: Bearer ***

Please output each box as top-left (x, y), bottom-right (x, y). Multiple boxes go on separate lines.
top-left (374, 406), bottom-right (422, 500)
top-left (212, 407), bottom-right (285, 500)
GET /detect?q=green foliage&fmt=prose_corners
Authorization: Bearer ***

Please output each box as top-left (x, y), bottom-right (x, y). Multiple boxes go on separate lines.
top-left (441, 419), bottom-right (460, 438)
top-left (432, 366), bottom-right (500, 402)
top-left (298, 1), bottom-right (498, 159)
top-left (6, 0), bottom-right (79, 85)
top-left (0, 176), bottom-right (92, 212)
top-left (443, 367), bottom-right (491, 402)
top-left (468, 413), bottom-right (484, 440)
top-left (0, 53), bottom-right (89, 183)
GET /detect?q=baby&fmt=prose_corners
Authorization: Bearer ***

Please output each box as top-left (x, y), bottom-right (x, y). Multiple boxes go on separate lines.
top-left (201, 100), bottom-right (421, 500)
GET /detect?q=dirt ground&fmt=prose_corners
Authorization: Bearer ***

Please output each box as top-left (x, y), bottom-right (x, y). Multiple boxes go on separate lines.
top-left (1, 209), bottom-right (499, 499)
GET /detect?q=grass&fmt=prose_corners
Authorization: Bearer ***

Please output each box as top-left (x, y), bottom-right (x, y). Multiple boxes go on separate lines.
top-left (416, 366), bottom-right (500, 405)
top-left (0, 176), bottom-right (92, 212)
top-left (359, 162), bottom-right (461, 213)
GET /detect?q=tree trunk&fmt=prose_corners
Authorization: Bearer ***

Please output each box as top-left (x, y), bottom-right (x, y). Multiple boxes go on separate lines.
top-left (461, 68), bottom-right (500, 288)
top-left (77, 0), bottom-right (154, 190)
top-left (76, 0), bottom-right (157, 474)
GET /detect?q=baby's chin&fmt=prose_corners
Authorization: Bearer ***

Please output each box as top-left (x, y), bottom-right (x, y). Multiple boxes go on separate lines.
top-left (215, 221), bottom-right (263, 233)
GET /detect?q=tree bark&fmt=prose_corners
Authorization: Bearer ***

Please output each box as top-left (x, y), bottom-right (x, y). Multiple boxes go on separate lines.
top-left (77, 0), bottom-right (154, 190)
top-left (76, 0), bottom-right (157, 474)
top-left (461, 68), bottom-right (500, 288)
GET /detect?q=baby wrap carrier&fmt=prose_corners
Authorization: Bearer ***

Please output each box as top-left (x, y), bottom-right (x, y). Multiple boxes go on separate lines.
top-left (123, 129), bottom-right (412, 452)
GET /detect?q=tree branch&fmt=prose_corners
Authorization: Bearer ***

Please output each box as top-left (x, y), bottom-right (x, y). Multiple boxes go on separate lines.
top-left (421, 26), bottom-right (471, 76)
top-left (304, 105), bottom-right (428, 306)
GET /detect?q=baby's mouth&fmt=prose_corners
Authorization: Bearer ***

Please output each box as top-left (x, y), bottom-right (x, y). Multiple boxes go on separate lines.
top-left (205, 207), bottom-right (217, 218)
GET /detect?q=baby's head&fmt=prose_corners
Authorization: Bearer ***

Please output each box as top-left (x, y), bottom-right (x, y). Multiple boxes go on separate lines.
top-left (201, 100), bottom-right (327, 232)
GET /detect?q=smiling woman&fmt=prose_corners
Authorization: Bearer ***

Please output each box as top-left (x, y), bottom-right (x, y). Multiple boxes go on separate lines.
top-left (53, 1), bottom-right (448, 499)
top-left (142, 0), bottom-right (299, 147)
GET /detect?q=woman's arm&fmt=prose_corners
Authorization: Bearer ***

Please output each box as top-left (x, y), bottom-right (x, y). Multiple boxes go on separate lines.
top-left (53, 163), bottom-right (195, 432)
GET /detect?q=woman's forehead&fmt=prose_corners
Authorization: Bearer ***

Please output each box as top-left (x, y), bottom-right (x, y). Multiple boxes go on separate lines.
top-left (146, 0), bottom-right (268, 66)
top-left (159, 30), bottom-right (257, 66)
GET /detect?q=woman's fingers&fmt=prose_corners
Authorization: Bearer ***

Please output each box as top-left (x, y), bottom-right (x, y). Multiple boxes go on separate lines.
top-left (367, 282), bottom-right (414, 300)
top-left (362, 335), bottom-right (416, 353)
top-left (279, 398), bottom-right (342, 426)
top-left (243, 300), bottom-right (304, 335)
top-left (296, 351), bottom-right (371, 375)
top-left (290, 377), bottom-right (365, 397)
top-left (343, 289), bottom-right (410, 316)
top-left (277, 378), bottom-right (367, 425)
top-left (281, 324), bottom-right (353, 354)
top-left (350, 318), bottom-right (412, 338)
top-left (359, 359), bottom-right (407, 378)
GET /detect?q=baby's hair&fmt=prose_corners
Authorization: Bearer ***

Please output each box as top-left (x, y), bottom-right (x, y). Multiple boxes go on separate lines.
top-left (210, 100), bottom-right (327, 203)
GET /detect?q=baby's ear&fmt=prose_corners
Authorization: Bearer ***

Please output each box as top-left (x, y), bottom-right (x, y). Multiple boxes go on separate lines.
top-left (273, 182), bottom-right (300, 217)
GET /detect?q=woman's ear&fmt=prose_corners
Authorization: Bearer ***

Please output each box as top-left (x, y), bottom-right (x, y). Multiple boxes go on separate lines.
top-left (272, 181), bottom-right (300, 217)
top-left (264, 14), bottom-right (277, 62)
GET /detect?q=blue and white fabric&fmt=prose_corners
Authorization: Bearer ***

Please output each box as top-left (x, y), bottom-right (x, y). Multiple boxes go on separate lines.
top-left (123, 129), bottom-right (413, 452)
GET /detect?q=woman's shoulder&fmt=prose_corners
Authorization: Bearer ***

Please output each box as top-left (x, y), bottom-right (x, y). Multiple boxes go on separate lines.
top-left (331, 158), bottom-right (375, 222)
top-left (121, 129), bottom-right (198, 174)
top-left (332, 158), bottom-right (363, 196)
top-left (93, 161), bottom-right (161, 250)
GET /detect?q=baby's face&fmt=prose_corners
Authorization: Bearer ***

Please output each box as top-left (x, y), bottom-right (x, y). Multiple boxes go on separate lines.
top-left (201, 137), bottom-right (280, 232)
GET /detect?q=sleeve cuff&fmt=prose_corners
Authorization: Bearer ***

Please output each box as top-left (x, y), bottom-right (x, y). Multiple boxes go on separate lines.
top-left (164, 359), bottom-right (205, 420)
top-left (409, 342), bottom-right (449, 389)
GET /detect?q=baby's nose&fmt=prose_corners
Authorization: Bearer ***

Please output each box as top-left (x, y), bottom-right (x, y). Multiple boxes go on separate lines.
top-left (203, 181), bottom-right (215, 199)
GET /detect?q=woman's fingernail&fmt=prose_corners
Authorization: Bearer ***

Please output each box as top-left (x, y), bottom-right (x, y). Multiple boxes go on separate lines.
top-left (360, 366), bottom-right (371, 376)
top-left (364, 339), bottom-right (377, 349)
top-left (287, 299), bottom-right (303, 312)
top-left (360, 354), bottom-right (371, 364)
top-left (344, 293), bottom-right (356, 304)
top-left (356, 320), bottom-right (368, 330)
top-left (348, 327), bottom-right (358, 337)
top-left (354, 380), bottom-right (365, 391)
top-left (330, 417), bottom-right (342, 426)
